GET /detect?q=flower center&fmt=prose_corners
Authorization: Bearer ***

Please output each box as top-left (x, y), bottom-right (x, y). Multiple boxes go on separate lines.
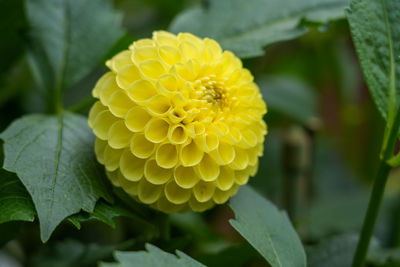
top-left (193, 75), bottom-right (228, 108)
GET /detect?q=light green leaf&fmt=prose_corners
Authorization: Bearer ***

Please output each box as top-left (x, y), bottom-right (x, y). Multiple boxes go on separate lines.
top-left (100, 244), bottom-right (205, 267)
top-left (346, 0), bottom-right (400, 133)
top-left (0, 168), bottom-right (35, 224)
top-left (25, 0), bottom-right (123, 92)
top-left (257, 75), bottom-right (317, 125)
top-left (229, 185), bottom-right (306, 267)
top-left (0, 112), bottom-right (112, 242)
top-left (169, 0), bottom-right (349, 58)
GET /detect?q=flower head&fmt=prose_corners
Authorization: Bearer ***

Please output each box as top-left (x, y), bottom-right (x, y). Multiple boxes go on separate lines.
top-left (88, 31), bottom-right (267, 213)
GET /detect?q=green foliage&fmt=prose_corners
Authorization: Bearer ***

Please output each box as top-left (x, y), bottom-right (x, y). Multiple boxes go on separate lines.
top-left (257, 75), bottom-right (317, 125)
top-left (68, 200), bottom-right (152, 231)
top-left (0, 165), bottom-right (35, 224)
top-left (229, 185), bottom-right (307, 267)
top-left (307, 234), bottom-right (360, 267)
top-left (369, 248), bottom-right (400, 267)
top-left (170, 0), bottom-right (349, 58)
top-left (346, 0), bottom-right (400, 140)
top-left (25, 0), bottom-right (123, 94)
top-left (100, 244), bottom-right (205, 267)
top-left (31, 239), bottom-right (135, 267)
top-left (0, 112), bottom-right (112, 242)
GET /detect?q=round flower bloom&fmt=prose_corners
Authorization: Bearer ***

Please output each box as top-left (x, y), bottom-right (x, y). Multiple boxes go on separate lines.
top-left (88, 31), bottom-right (267, 213)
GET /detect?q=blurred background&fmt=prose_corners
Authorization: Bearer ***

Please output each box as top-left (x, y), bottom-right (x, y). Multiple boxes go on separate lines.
top-left (1, 0), bottom-right (399, 266)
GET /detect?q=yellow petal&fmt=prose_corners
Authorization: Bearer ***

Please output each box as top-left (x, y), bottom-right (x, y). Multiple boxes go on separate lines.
top-left (120, 149), bottom-right (145, 182)
top-left (139, 59), bottom-right (166, 79)
top-left (132, 46), bottom-right (158, 64)
top-left (180, 140), bottom-right (203, 166)
top-left (157, 74), bottom-right (178, 94)
top-left (116, 64), bottom-right (142, 89)
top-left (108, 90), bottom-right (135, 118)
top-left (210, 141), bottom-right (235, 165)
top-left (146, 95), bottom-right (171, 117)
top-left (193, 180), bottom-right (216, 202)
top-left (88, 101), bottom-right (106, 128)
top-left (168, 124), bottom-right (187, 145)
top-left (189, 197), bottom-right (214, 212)
top-left (194, 133), bottom-right (219, 152)
top-left (158, 45), bottom-right (181, 65)
top-left (92, 110), bottom-right (118, 140)
top-left (155, 196), bottom-right (186, 213)
top-left (99, 75), bottom-right (120, 106)
top-left (130, 133), bottom-right (156, 159)
top-left (216, 166), bottom-right (235, 191)
top-left (229, 147), bottom-right (249, 170)
top-left (94, 138), bottom-right (107, 164)
top-left (173, 166), bottom-right (200, 189)
top-left (195, 154), bottom-right (219, 182)
top-left (108, 50), bottom-right (132, 72)
top-left (144, 159), bottom-right (173, 185)
top-left (138, 179), bottom-right (162, 204)
top-left (127, 79), bottom-right (157, 103)
top-left (108, 120), bottom-right (133, 149)
top-left (156, 143), bottom-right (178, 169)
top-left (93, 72), bottom-right (113, 98)
top-left (103, 145), bottom-right (123, 171)
top-left (125, 106), bottom-right (152, 132)
top-left (144, 118), bottom-right (170, 143)
top-left (153, 31), bottom-right (178, 47)
top-left (118, 171), bottom-right (140, 196)
top-left (164, 180), bottom-right (191, 204)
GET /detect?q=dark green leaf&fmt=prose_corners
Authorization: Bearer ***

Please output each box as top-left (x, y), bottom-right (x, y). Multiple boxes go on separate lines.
top-left (368, 248), bottom-right (400, 267)
top-left (229, 185), bottom-right (306, 267)
top-left (0, 0), bottom-right (26, 73)
top-left (100, 244), bottom-right (205, 267)
top-left (257, 75), bottom-right (317, 125)
top-left (0, 112), bottom-right (112, 242)
top-left (68, 200), bottom-right (152, 232)
top-left (346, 0), bottom-right (400, 126)
top-left (307, 234), bottom-right (361, 267)
top-left (198, 243), bottom-right (259, 267)
top-left (31, 239), bottom-right (135, 267)
top-left (0, 168), bottom-right (35, 224)
top-left (25, 0), bottom-right (123, 92)
top-left (170, 0), bottom-right (349, 58)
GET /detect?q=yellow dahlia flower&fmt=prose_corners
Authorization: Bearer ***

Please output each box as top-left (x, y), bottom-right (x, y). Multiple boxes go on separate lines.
top-left (88, 31), bottom-right (267, 213)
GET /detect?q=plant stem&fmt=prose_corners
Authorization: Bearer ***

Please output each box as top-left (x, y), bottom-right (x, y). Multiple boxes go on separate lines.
top-left (351, 161), bottom-right (391, 267)
top-left (352, 108), bottom-right (400, 267)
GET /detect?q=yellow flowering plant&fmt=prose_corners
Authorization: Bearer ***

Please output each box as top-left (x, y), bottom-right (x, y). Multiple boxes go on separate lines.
top-left (1, 0), bottom-right (396, 266)
top-left (89, 31), bottom-right (267, 213)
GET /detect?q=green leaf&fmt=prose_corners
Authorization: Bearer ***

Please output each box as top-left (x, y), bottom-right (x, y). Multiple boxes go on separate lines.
top-left (25, 0), bottom-right (123, 92)
top-left (100, 244), bottom-right (205, 267)
top-left (346, 0), bottom-right (400, 136)
top-left (0, 0), bottom-right (26, 74)
top-left (0, 168), bottom-right (35, 224)
top-left (31, 238), bottom-right (136, 267)
top-left (306, 234), bottom-right (377, 267)
top-left (257, 75), bottom-right (317, 126)
top-left (169, 0), bottom-right (349, 58)
top-left (368, 248), bottom-right (400, 267)
top-left (229, 185), bottom-right (306, 267)
top-left (67, 200), bottom-right (153, 232)
top-left (0, 112), bottom-right (112, 242)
